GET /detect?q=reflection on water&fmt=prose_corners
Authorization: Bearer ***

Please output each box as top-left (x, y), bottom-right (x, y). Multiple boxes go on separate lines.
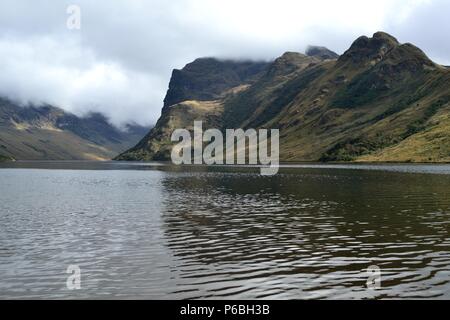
top-left (0, 162), bottom-right (449, 299)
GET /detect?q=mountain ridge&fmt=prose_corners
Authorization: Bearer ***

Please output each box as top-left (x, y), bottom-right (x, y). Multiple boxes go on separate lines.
top-left (0, 98), bottom-right (149, 160)
top-left (162, 58), bottom-right (269, 112)
top-left (115, 32), bottom-right (450, 163)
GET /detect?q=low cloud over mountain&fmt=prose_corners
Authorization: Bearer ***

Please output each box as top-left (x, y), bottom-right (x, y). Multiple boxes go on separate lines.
top-left (1, 0), bottom-right (449, 127)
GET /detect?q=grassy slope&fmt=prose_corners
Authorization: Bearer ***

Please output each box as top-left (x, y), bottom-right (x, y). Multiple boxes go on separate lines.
top-left (0, 126), bottom-right (114, 160)
top-left (222, 52), bottom-right (322, 129)
top-left (0, 154), bottom-right (13, 162)
top-left (115, 100), bottom-right (224, 160)
top-left (258, 35), bottom-right (450, 162)
top-left (357, 107), bottom-right (450, 162)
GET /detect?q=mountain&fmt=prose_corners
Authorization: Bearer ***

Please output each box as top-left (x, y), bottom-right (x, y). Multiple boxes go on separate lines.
top-left (0, 98), bottom-right (148, 160)
top-left (117, 59), bottom-right (271, 161)
top-left (116, 32), bottom-right (450, 163)
top-left (163, 58), bottom-right (269, 111)
top-left (306, 46), bottom-right (340, 60)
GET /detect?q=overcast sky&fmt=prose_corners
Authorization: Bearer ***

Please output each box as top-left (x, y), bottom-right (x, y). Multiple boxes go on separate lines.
top-left (0, 0), bottom-right (449, 127)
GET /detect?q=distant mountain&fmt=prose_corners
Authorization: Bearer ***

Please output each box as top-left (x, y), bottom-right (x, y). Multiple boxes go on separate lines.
top-left (0, 98), bottom-right (148, 160)
top-left (306, 46), bottom-right (340, 60)
top-left (116, 32), bottom-right (450, 163)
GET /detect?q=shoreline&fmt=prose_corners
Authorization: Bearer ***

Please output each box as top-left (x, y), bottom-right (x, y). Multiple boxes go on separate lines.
top-left (3, 159), bottom-right (450, 165)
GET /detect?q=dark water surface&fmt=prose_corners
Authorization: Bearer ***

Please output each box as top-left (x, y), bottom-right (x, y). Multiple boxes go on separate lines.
top-left (0, 161), bottom-right (449, 299)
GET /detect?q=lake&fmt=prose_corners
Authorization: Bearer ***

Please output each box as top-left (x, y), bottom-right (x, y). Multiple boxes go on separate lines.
top-left (0, 161), bottom-right (449, 299)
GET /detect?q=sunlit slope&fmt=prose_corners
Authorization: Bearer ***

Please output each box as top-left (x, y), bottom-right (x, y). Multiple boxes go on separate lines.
top-left (115, 100), bottom-right (223, 161)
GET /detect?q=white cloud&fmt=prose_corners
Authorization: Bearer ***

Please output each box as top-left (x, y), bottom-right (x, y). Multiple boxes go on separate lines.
top-left (0, 36), bottom-right (165, 126)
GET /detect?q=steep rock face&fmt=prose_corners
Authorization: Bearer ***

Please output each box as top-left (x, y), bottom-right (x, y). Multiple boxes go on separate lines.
top-left (0, 98), bottom-right (148, 160)
top-left (118, 32), bottom-right (450, 163)
top-left (116, 58), bottom-right (270, 160)
top-left (162, 58), bottom-right (269, 111)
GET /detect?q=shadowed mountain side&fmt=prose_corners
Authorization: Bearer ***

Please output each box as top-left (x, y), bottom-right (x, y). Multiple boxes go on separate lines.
top-left (163, 58), bottom-right (269, 111)
top-left (115, 100), bottom-right (223, 161)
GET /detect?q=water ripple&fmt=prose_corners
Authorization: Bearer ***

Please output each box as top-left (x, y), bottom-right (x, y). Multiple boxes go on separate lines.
top-left (0, 165), bottom-right (449, 299)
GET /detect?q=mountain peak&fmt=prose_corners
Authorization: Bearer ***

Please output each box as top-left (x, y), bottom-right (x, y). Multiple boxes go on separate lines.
top-left (265, 52), bottom-right (317, 77)
top-left (372, 31), bottom-right (399, 44)
top-left (339, 31), bottom-right (399, 64)
top-left (306, 46), bottom-right (339, 60)
top-left (163, 58), bottom-right (269, 109)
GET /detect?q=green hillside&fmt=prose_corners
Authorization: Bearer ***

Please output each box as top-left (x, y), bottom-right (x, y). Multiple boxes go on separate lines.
top-left (117, 32), bottom-right (450, 163)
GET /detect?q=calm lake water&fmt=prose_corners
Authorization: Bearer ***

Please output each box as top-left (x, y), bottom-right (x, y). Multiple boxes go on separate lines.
top-left (0, 161), bottom-right (449, 299)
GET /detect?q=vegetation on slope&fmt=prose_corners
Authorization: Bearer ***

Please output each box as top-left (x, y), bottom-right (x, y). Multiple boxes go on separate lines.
top-left (0, 154), bottom-right (14, 162)
top-left (115, 100), bottom-right (223, 161)
top-left (117, 32), bottom-right (450, 163)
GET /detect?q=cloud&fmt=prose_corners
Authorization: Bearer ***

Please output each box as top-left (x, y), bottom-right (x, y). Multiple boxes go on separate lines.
top-left (0, 0), bottom-right (448, 126)
top-left (0, 36), bottom-right (166, 127)
top-left (385, 0), bottom-right (450, 65)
